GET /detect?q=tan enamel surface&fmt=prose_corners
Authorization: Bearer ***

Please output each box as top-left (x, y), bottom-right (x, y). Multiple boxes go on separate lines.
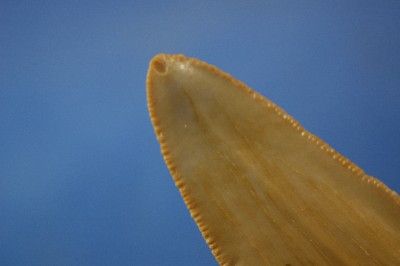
top-left (147, 54), bottom-right (400, 265)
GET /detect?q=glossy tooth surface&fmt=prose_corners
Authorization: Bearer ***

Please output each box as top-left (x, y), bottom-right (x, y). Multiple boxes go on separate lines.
top-left (147, 54), bottom-right (400, 265)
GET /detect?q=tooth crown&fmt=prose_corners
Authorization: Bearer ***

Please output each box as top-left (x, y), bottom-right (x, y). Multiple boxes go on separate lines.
top-left (147, 54), bottom-right (400, 265)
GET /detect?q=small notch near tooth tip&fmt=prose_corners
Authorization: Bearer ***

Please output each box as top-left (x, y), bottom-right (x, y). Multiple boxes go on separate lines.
top-left (152, 56), bottom-right (167, 75)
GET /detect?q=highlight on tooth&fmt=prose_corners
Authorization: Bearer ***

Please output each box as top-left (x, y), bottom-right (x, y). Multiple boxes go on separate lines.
top-left (147, 53), bottom-right (400, 265)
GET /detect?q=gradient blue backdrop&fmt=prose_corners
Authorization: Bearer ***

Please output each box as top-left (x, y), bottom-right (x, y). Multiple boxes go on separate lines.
top-left (1, 1), bottom-right (399, 265)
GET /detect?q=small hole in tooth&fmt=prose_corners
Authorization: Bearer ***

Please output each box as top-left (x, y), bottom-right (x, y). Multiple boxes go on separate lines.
top-left (153, 58), bottom-right (167, 74)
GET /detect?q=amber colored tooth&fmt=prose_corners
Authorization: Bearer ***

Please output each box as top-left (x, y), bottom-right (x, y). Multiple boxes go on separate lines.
top-left (146, 54), bottom-right (400, 265)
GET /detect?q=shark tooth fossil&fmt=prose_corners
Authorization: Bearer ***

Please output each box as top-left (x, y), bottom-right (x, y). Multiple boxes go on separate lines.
top-left (146, 54), bottom-right (400, 265)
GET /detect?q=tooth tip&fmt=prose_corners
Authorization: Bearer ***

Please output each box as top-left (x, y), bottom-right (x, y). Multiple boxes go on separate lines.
top-left (148, 54), bottom-right (169, 77)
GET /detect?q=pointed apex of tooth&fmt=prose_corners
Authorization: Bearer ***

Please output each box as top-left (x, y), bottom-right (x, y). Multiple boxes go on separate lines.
top-left (148, 54), bottom-right (192, 77)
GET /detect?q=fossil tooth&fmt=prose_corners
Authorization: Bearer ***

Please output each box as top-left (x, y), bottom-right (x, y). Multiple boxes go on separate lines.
top-left (146, 54), bottom-right (400, 265)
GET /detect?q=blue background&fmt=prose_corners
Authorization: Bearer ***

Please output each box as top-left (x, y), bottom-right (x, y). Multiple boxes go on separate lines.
top-left (1, 1), bottom-right (399, 265)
